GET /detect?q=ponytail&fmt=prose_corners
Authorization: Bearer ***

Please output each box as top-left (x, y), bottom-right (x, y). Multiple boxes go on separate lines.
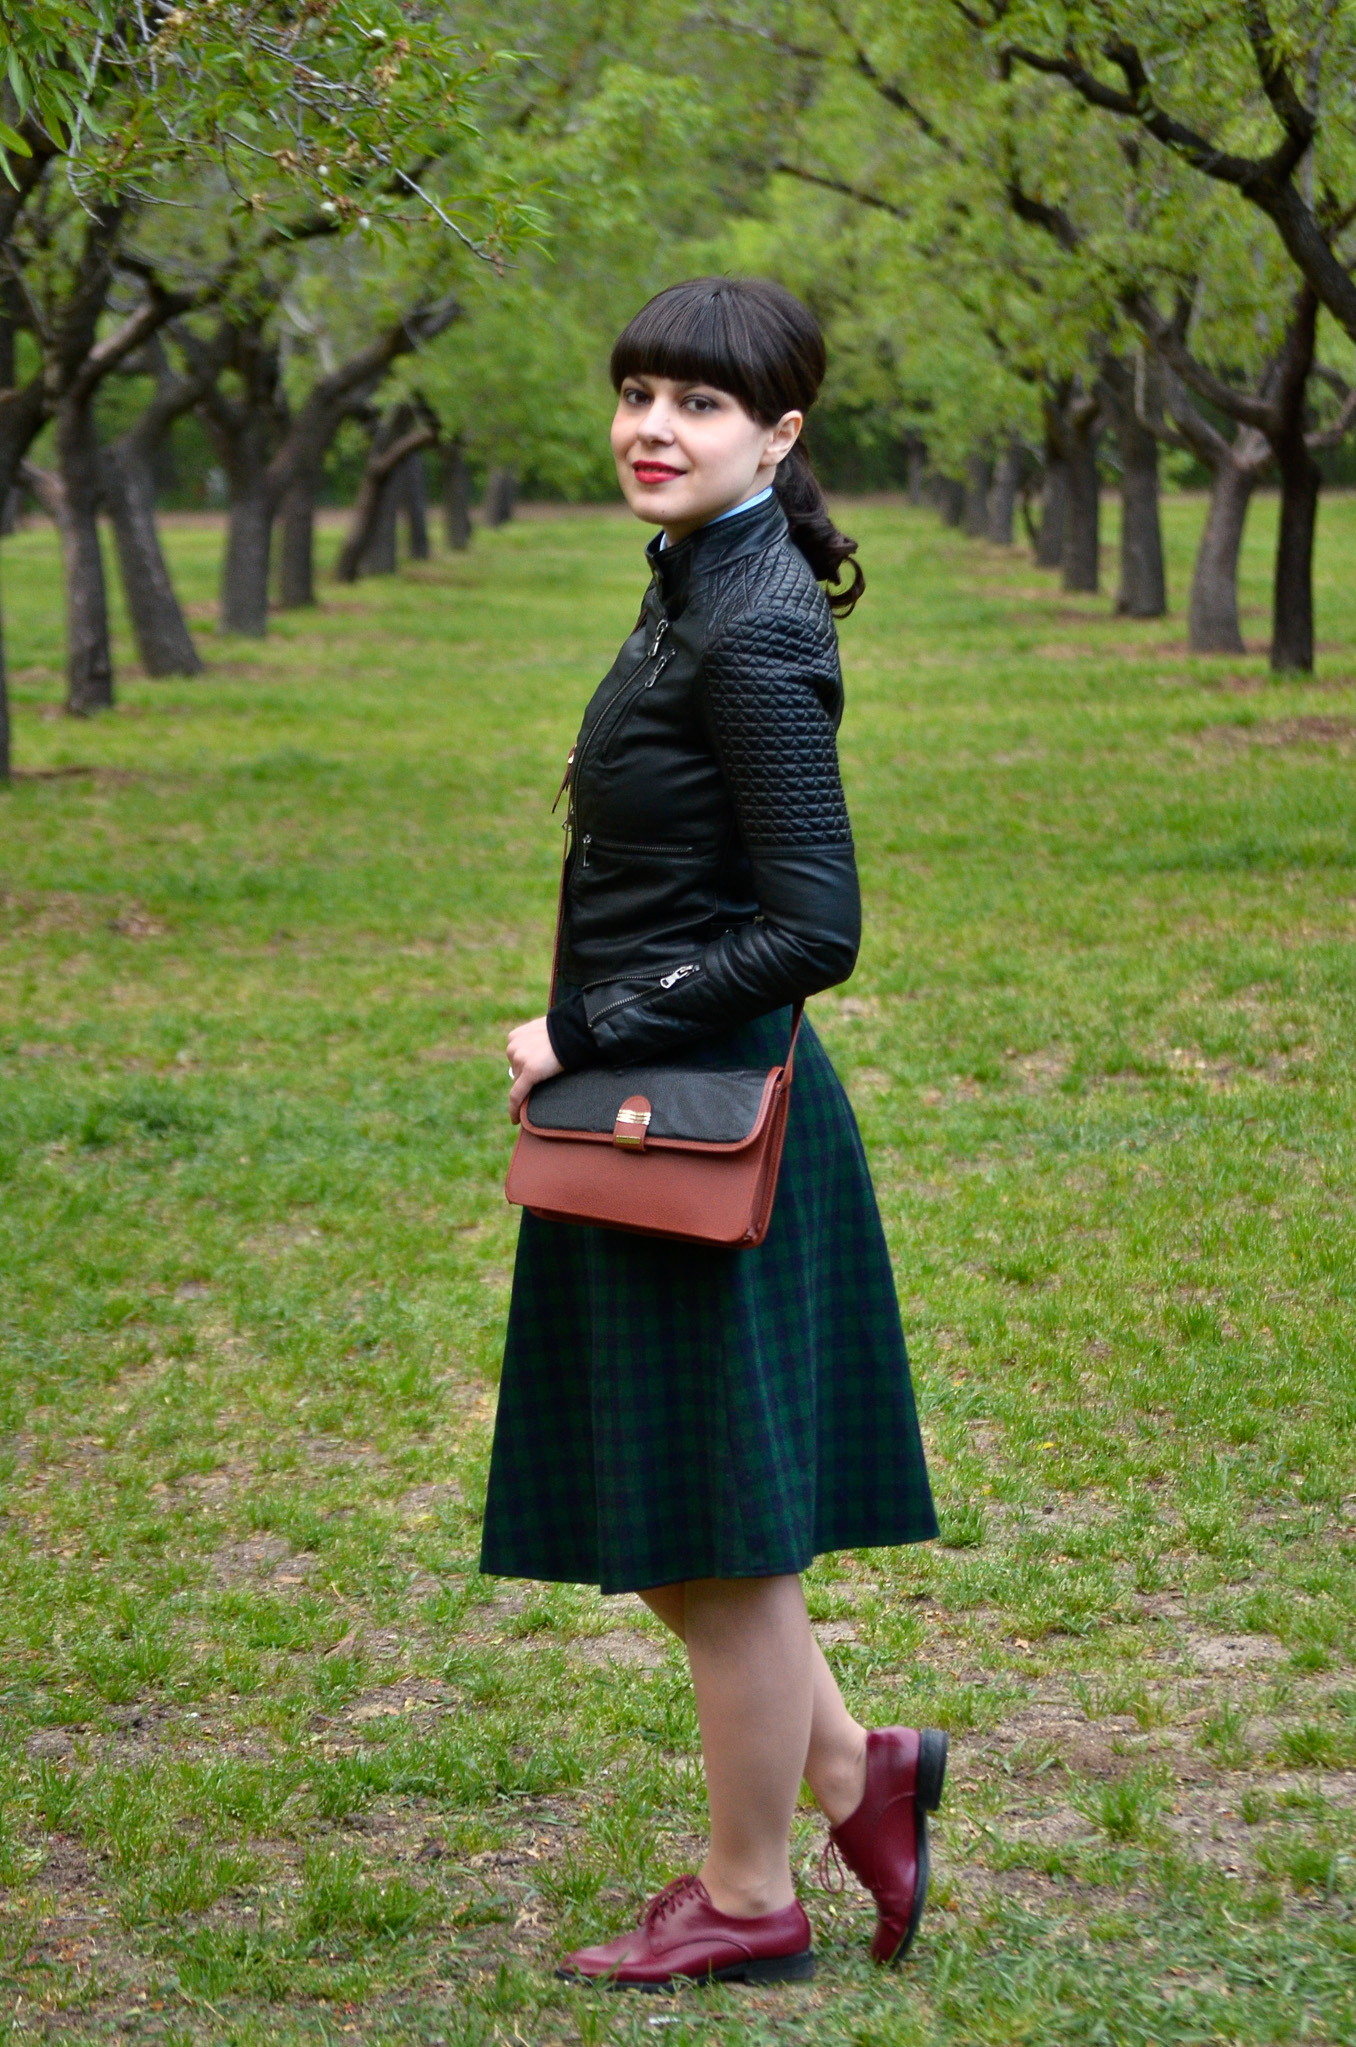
top-left (774, 441), bottom-right (865, 617)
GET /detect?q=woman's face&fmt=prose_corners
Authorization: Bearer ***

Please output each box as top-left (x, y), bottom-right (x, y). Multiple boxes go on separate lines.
top-left (610, 374), bottom-right (801, 543)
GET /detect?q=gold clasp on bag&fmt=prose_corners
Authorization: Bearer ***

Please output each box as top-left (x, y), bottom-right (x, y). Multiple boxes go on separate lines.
top-left (613, 1096), bottom-right (652, 1150)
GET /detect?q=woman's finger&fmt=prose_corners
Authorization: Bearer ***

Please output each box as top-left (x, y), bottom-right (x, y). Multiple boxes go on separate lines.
top-left (508, 1070), bottom-right (533, 1124)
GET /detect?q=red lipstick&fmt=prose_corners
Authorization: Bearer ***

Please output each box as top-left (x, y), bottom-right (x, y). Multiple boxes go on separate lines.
top-left (632, 462), bottom-right (684, 485)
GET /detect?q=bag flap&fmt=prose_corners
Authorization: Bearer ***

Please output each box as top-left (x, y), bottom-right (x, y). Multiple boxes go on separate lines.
top-left (524, 1065), bottom-right (774, 1146)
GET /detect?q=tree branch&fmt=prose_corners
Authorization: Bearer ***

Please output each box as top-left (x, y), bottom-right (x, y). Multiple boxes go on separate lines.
top-left (820, 0), bottom-right (953, 146)
top-left (1127, 289), bottom-right (1278, 432)
top-left (68, 284), bottom-right (192, 409)
top-left (1240, 0), bottom-right (1319, 170)
top-left (261, 293), bottom-right (464, 510)
top-left (1306, 378), bottom-right (1356, 449)
top-left (1005, 177), bottom-right (1080, 252)
top-left (1005, 33), bottom-right (1302, 195)
top-left (1003, 26), bottom-right (1356, 346)
top-left (772, 161), bottom-right (911, 220)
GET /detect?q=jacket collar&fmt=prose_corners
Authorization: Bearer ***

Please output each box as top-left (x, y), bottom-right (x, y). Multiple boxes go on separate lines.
top-left (645, 492), bottom-right (787, 614)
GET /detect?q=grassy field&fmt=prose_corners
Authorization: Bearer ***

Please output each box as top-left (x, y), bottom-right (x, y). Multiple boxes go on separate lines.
top-left (1, 491), bottom-right (1355, 2047)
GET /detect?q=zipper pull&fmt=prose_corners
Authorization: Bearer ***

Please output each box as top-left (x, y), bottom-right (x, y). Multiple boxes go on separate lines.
top-left (645, 650), bottom-right (672, 690)
top-left (551, 746), bottom-right (576, 814)
top-left (649, 616), bottom-right (669, 659)
top-left (580, 833), bottom-right (592, 869)
top-left (659, 961), bottom-right (697, 990)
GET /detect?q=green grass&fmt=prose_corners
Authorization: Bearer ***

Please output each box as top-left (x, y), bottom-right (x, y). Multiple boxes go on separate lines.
top-left (1, 491), bottom-right (1355, 2044)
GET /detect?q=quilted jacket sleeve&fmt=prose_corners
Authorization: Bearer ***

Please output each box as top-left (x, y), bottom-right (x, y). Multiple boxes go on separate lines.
top-left (577, 599), bottom-right (861, 1064)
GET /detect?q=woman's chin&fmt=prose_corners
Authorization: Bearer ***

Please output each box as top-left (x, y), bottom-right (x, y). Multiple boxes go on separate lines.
top-left (623, 484), bottom-right (693, 523)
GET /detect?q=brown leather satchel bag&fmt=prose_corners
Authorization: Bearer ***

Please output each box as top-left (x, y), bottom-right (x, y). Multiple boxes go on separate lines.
top-left (505, 825), bottom-right (803, 1248)
top-left (505, 1007), bottom-right (802, 1247)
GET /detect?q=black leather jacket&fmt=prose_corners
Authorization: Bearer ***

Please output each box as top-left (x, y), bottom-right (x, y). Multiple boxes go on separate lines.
top-left (545, 493), bottom-right (861, 1070)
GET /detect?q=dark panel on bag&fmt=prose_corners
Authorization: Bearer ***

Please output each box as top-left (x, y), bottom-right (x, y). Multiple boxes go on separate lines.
top-left (527, 1066), bottom-right (770, 1144)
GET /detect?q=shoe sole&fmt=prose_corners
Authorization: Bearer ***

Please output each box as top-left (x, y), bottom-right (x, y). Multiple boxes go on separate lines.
top-left (883, 1727), bottom-right (948, 1968)
top-left (556, 1949), bottom-right (815, 1992)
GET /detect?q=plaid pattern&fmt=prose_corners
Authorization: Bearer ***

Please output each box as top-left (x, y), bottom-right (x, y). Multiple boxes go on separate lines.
top-left (480, 1011), bottom-right (936, 1593)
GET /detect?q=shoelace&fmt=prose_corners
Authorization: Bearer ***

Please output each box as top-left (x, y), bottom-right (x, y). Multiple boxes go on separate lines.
top-left (644, 1873), bottom-right (700, 1931)
top-left (815, 1836), bottom-right (848, 1895)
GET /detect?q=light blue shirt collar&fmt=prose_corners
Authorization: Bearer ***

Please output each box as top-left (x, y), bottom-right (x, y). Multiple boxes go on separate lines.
top-left (658, 485), bottom-right (774, 549)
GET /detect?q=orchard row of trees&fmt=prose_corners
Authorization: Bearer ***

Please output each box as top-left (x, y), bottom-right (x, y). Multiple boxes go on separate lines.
top-left (746, 0), bottom-right (1356, 671)
top-left (3, 4), bottom-right (1355, 782)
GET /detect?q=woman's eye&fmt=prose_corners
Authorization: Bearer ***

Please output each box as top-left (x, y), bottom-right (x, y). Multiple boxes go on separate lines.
top-left (624, 387), bottom-right (649, 405)
top-left (684, 395), bottom-right (717, 413)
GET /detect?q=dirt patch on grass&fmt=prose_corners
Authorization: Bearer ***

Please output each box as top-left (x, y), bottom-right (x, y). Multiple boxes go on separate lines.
top-left (211, 1535), bottom-right (317, 1586)
top-left (108, 907), bottom-right (169, 940)
top-left (1200, 715), bottom-right (1356, 749)
top-left (1184, 1633), bottom-right (1287, 1673)
top-left (1005, 1047), bottom-right (1070, 1090)
top-left (1205, 671), bottom-right (1356, 694)
top-left (569, 1630), bottom-right (666, 1669)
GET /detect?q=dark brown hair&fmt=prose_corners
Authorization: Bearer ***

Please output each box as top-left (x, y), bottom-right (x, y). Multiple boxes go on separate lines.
top-left (610, 276), bottom-right (864, 616)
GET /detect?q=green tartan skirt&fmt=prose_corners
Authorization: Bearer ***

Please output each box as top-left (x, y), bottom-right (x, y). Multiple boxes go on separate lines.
top-left (480, 1007), bottom-right (936, 1594)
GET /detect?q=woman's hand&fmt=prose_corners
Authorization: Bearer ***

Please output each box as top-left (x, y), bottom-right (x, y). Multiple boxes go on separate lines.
top-left (507, 1016), bottom-right (563, 1124)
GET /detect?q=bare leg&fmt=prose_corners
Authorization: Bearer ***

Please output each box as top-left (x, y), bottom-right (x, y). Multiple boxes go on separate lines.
top-left (804, 1636), bottom-right (868, 1825)
top-left (638, 1582), bottom-right (867, 1828)
top-left (638, 1583), bottom-right (686, 1636)
top-left (680, 1576), bottom-right (812, 1916)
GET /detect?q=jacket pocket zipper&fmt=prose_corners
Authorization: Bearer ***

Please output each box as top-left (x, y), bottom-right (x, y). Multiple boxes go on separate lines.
top-left (586, 960), bottom-right (700, 1023)
top-left (583, 834), bottom-right (696, 857)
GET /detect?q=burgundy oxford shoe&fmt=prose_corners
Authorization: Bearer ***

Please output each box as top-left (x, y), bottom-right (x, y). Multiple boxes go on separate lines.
top-left (556, 1873), bottom-right (814, 1990)
top-left (825, 1725), bottom-right (948, 1965)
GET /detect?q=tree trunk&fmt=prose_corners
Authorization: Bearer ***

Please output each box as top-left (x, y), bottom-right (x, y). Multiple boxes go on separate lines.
top-left (277, 473), bottom-right (319, 608)
top-left (1270, 447), bottom-right (1320, 672)
top-left (1188, 454), bottom-right (1258, 655)
top-left (1097, 354), bottom-right (1166, 617)
top-left (0, 374), bottom-right (51, 775)
top-left (54, 399), bottom-right (115, 713)
top-left (362, 468), bottom-right (400, 573)
top-left (1063, 397), bottom-right (1101, 594)
top-left (987, 441), bottom-right (1023, 545)
top-left (904, 435), bottom-right (928, 504)
top-left (484, 464), bottom-right (517, 527)
top-left (962, 452), bottom-right (992, 537)
top-left (1034, 444), bottom-right (1067, 565)
top-left (101, 442), bottom-right (203, 675)
top-left (335, 409), bottom-right (437, 583)
top-left (1266, 286), bottom-right (1321, 675)
top-left (0, 575), bottom-right (9, 781)
top-left (441, 437), bottom-right (472, 550)
top-left (1115, 426), bottom-right (1165, 618)
top-left (220, 492), bottom-right (274, 636)
top-left (402, 451), bottom-right (429, 560)
top-left (354, 405), bottom-right (413, 577)
top-left (933, 474), bottom-right (965, 526)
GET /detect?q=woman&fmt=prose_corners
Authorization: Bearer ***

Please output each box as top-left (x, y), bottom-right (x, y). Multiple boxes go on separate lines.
top-left (483, 278), bottom-right (942, 1989)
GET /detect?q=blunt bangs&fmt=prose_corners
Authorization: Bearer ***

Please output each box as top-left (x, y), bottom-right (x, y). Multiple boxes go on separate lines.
top-left (609, 278), bottom-right (821, 424)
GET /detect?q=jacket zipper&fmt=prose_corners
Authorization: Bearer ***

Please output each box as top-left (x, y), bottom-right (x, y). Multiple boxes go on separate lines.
top-left (584, 833), bottom-right (696, 857)
top-left (585, 959), bottom-right (700, 1023)
top-left (566, 614), bottom-right (670, 822)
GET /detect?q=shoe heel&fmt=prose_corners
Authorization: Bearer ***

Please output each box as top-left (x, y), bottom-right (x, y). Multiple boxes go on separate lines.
top-left (916, 1728), bottom-right (948, 1811)
top-left (716, 1949), bottom-right (815, 1984)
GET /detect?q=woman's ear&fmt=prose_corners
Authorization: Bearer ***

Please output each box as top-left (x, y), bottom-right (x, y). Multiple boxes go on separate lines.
top-left (767, 409), bottom-right (803, 464)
